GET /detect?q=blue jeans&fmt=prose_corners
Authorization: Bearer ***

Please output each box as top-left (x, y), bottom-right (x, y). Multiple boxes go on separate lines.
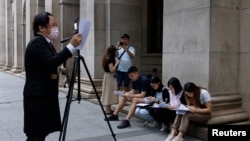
top-left (135, 107), bottom-right (154, 121)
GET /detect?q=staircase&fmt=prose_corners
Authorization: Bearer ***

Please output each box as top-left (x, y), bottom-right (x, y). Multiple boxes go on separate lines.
top-left (187, 93), bottom-right (250, 141)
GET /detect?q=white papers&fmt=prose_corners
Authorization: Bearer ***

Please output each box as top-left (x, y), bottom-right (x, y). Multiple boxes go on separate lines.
top-left (136, 103), bottom-right (150, 108)
top-left (151, 103), bottom-right (169, 108)
top-left (77, 18), bottom-right (91, 50)
top-left (158, 102), bottom-right (169, 108)
top-left (176, 104), bottom-right (190, 115)
top-left (114, 91), bottom-right (124, 96)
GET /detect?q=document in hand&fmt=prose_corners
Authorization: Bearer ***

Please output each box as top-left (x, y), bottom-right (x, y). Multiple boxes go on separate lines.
top-left (113, 91), bottom-right (124, 96)
top-left (77, 18), bottom-right (91, 50)
top-left (152, 103), bottom-right (169, 108)
top-left (136, 103), bottom-right (150, 108)
top-left (176, 104), bottom-right (190, 115)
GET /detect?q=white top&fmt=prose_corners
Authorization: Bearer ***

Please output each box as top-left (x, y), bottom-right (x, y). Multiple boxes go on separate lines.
top-left (200, 89), bottom-right (211, 105)
top-left (117, 45), bottom-right (135, 72)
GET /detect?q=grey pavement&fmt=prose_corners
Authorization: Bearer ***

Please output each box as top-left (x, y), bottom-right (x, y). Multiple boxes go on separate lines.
top-left (0, 70), bottom-right (203, 141)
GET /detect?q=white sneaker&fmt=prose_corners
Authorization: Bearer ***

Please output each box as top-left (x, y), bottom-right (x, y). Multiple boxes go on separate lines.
top-left (172, 136), bottom-right (183, 141)
top-left (164, 134), bottom-right (174, 141)
top-left (146, 121), bottom-right (159, 128)
top-left (160, 123), bottom-right (167, 132)
top-left (143, 121), bottom-right (149, 126)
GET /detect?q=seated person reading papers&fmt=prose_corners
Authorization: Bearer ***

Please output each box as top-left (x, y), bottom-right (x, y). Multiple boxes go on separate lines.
top-left (165, 82), bottom-right (212, 141)
top-left (148, 77), bottom-right (186, 132)
top-left (105, 66), bottom-right (153, 129)
top-left (135, 76), bottom-right (168, 128)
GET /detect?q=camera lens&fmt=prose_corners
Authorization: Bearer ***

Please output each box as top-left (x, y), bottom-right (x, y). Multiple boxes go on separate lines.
top-left (119, 42), bottom-right (124, 45)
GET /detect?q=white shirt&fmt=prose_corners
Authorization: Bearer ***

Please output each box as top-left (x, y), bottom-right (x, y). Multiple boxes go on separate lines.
top-left (117, 45), bottom-right (135, 72)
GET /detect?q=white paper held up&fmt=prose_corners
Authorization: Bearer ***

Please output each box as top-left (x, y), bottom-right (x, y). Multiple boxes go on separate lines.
top-left (77, 18), bottom-right (91, 50)
top-left (113, 91), bottom-right (124, 96)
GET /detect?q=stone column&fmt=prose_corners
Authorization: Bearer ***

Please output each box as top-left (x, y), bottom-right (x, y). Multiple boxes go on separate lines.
top-left (25, 0), bottom-right (37, 46)
top-left (10, 0), bottom-right (23, 73)
top-left (239, 0), bottom-right (250, 118)
top-left (0, 1), bottom-right (5, 69)
top-left (3, 0), bottom-right (13, 71)
top-left (162, 0), bottom-right (249, 140)
top-left (77, 0), bottom-right (143, 98)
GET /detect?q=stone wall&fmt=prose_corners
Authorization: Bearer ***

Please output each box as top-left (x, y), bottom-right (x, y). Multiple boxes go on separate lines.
top-left (240, 0), bottom-right (250, 117)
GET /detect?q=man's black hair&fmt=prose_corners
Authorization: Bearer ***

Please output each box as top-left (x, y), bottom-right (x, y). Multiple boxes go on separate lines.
top-left (121, 33), bottom-right (130, 39)
top-left (127, 66), bottom-right (138, 74)
top-left (33, 11), bottom-right (53, 36)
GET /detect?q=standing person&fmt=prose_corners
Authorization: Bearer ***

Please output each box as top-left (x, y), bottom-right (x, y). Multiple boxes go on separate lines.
top-left (148, 77), bottom-right (185, 132)
top-left (165, 82), bottom-right (212, 141)
top-left (115, 33), bottom-right (135, 92)
top-left (23, 11), bottom-right (82, 141)
top-left (105, 66), bottom-right (152, 129)
top-left (101, 45), bottom-right (120, 115)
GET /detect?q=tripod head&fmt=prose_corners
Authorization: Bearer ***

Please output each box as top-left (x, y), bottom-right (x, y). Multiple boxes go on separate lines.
top-left (60, 18), bottom-right (79, 43)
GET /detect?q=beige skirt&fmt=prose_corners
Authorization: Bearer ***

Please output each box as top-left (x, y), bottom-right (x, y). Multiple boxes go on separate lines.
top-left (101, 72), bottom-right (118, 105)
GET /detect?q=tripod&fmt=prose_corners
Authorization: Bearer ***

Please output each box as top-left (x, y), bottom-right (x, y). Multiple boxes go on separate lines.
top-left (58, 50), bottom-right (117, 141)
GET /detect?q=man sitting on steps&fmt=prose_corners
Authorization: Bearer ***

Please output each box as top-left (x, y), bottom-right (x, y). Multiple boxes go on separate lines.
top-left (105, 66), bottom-right (153, 129)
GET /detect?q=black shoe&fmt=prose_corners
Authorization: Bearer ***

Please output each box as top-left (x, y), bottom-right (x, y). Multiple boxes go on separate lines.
top-left (117, 120), bottom-right (130, 129)
top-left (104, 114), bottom-right (119, 121)
top-left (105, 110), bottom-right (114, 115)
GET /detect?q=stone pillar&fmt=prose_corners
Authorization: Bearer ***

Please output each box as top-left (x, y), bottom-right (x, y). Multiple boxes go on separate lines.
top-left (162, 0), bottom-right (249, 140)
top-left (10, 0), bottom-right (23, 73)
top-left (239, 0), bottom-right (250, 118)
top-left (75, 0), bottom-right (102, 98)
top-left (0, 1), bottom-right (5, 69)
top-left (163, 0), bottom-right (249, 140)
top-left (3, 0), bottom-right (13, 71)
top-left (25, 0), bottom-right (37, 46)
top-left (76, 0), bottom-right (143, 98)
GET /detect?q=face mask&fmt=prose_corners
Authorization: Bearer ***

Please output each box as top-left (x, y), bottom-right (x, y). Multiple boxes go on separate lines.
top-left (47, 27), bottom-right (59, 41)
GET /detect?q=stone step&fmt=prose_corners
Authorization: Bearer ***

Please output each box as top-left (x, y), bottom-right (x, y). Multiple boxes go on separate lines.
top-left (211, 94), bottom-right (243, 111)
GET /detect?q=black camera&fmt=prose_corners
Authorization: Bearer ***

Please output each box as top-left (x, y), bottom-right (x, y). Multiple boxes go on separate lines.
top-left (119, 41), bottom-right (124, 46)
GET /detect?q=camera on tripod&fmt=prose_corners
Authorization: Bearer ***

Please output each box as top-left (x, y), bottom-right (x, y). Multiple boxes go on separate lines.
top-left (60, 18), bottom-right (79, 43)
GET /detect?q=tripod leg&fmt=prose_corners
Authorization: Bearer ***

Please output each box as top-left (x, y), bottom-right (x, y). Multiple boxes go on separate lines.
top-left (59, 56), bottom-right (80, 141)
top-left (79, 56), bottom-right (117, 141)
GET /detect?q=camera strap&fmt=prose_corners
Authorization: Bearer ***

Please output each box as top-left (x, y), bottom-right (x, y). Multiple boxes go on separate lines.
top-left (118, 45), bottom-right (130, 60)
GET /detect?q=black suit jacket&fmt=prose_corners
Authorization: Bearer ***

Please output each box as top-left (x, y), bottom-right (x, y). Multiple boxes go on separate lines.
top-left (23, 34), bottom-right (72, 97)
top-left (23, 34), bottom-right (74, 135)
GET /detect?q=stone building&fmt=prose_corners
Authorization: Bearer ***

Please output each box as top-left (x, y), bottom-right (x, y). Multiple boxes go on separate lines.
top-left (0, 0), bottom-right (249, 140)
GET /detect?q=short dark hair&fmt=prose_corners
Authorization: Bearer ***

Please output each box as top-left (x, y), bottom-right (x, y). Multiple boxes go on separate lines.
top-left (121, 33), bottom-right (130, 39)
top-left (127, 66), bottom-right (138, 74)
top-left (33, 12), bottom-right (53, 36)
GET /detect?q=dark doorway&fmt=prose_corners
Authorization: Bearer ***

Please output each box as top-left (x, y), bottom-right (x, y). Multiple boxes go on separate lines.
top-left (147, 0), bottom-right (163, 53)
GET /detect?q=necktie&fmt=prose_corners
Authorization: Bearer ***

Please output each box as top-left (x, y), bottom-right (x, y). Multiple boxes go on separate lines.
top-left (49, 42), bottom-right (57, 54)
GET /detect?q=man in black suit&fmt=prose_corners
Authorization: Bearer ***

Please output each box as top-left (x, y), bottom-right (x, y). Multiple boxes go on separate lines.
top-left (23, 11), bottom-right (82, 141)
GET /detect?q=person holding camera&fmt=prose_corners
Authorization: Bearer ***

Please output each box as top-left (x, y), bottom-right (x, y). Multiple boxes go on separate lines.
top-left (115, 33), bottom-right (135, 92)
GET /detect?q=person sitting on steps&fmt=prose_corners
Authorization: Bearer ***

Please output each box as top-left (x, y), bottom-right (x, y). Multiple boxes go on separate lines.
top-left (164, 82), bottom-right (212, 141)
top-left (105, 66), bottom-right (153, 129)
top-left (148, 77), bottom-right (186, 132)
top-left (135, 75), bottom-right (168, 128)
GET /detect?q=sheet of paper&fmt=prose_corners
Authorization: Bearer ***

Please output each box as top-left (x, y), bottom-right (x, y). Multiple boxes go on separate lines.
top-left (175, 104), bottom-right (190, 115)
top-left (113, 91), bottom-right (124, 96)
top-left (136, 103), bottom-right (150, 107)
top-left (177, 104), bottom-right (190, 111)
top-left (77, 18), bottom-right (91, 50)
top-left (151, 103), bottom-right (169, 108)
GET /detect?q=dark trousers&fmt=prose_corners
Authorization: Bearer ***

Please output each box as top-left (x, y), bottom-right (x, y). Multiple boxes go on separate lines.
top-left (26, 135), bottom-right (46, 141)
